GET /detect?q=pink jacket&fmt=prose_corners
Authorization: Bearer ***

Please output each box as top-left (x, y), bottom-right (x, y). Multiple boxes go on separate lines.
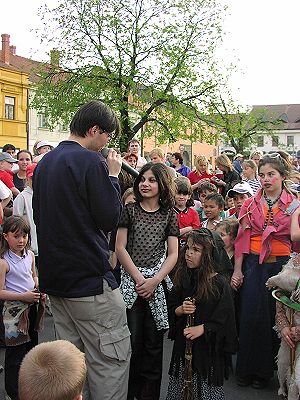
top-left (235, 189), bottom-right (300, 264)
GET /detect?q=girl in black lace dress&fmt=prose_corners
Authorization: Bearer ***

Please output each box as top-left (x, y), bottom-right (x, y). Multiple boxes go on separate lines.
top-left (116, 163), bottom-right (179, 400)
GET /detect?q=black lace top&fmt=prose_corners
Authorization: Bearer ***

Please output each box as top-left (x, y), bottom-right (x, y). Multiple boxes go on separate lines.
top-left (118, 202), bottom-right (179, 269)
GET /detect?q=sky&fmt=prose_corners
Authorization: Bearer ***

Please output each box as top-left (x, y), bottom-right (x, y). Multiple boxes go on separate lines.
top-left (1, 0), bottom-right (300, 107)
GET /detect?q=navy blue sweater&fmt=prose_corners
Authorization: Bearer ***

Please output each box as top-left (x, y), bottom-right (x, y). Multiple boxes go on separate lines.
top-left (32, 141), bottom-right (121, 297)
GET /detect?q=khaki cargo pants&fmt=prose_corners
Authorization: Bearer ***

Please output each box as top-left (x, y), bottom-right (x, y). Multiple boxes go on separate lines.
top-left (49, 281), bottom-right (131, 400)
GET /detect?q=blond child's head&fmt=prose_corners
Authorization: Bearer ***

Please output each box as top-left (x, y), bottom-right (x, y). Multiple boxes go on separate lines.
top-left (149, 148), bottom-right (165, 164)
top-left (19, 340), bottom-right (86, 400)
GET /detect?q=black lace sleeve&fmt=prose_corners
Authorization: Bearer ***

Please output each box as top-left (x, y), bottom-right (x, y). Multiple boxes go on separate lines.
top-left (166, 209), bottom-right (180, 237)
top-left (118, 203), bottom-right (132, 228)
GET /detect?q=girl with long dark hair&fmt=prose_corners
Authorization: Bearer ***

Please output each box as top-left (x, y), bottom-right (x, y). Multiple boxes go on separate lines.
top-left (116, 162), bottom-right (179, 400)
top-left (166, 229), bottom-right (237, 399)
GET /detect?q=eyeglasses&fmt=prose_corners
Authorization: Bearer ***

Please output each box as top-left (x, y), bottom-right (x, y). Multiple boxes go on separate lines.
top-left (99, 127), bottom-right (117, 140)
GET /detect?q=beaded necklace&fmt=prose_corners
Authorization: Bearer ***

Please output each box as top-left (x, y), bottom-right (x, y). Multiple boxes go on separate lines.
top-left (262, 190), bottom-right (282, 230)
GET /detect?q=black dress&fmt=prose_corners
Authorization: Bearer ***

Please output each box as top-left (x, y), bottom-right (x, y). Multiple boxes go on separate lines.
top-left (166, 272), bottom-right (237, 399)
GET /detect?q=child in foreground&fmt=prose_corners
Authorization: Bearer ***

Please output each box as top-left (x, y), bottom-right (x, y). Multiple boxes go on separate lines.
top-left (166, 230), bottom-right (237, 399)
top-left (19, 340), bottom-right (86, 400)
top-left (0, 216), bottom-right (45, 400)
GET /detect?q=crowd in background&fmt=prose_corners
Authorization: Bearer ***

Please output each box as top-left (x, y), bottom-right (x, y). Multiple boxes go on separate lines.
top-left (1, 100), bottom-right (300, 400)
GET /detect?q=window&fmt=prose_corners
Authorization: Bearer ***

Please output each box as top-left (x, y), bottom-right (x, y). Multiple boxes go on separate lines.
top-left (38, 114), bottom-right (49, 129)
top-left (272, 136), bottom-right (279, 147)
top-left (257, 136), bottom-right (264, 147)
top-left (5, 96), bottom-right (15, 120)
top-left (287, 135), bottom-right (294, 146)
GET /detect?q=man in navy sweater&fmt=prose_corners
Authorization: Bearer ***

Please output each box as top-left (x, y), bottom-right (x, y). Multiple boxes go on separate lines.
top-left (33, 101), bottom-right (131, 400)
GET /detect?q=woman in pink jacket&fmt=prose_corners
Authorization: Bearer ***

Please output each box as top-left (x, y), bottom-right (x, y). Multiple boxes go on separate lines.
top-left (231, 153), bottom-right (300, 390)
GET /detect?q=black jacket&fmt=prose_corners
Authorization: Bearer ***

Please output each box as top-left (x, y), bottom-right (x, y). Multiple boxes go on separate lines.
top-left (33, 141), bottom-right (121, 297)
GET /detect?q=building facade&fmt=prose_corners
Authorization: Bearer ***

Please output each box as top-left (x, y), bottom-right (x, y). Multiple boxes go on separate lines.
top-left (0, 34), bottom-right (29, 149)
top-left (250, 104), bottom-right (300, 156)
top-left (0, 33), bottom-right (69, 152)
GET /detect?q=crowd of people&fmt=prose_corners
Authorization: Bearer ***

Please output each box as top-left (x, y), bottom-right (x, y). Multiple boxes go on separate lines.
top-left (0, 100), bottom-right (300, 400)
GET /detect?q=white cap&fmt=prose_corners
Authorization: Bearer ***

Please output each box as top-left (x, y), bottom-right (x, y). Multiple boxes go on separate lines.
top-left (36, 140), bottom-right (53, 150)
top-left (227, 182), bottom-right (254, 198)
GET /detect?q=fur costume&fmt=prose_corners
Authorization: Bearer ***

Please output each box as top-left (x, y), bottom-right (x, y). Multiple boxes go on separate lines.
top-left (266, 253), bottom-right (300, 400)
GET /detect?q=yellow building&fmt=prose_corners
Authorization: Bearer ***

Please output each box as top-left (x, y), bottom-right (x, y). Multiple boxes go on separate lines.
top-left (0, 34), bottom-right (29, 150)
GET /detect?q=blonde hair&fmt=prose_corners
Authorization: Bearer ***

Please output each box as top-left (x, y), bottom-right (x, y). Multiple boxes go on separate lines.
top-left (216, 154), bottom-right (233, 172)
top-left (195, 154), bottom-right (209, 174)
top-left (250, 150), bottom-right (263, 159)
top-left (242, 159), bottom-right (257, 177)
top-left (289, 171), bottom-right (300, 184)
top-left (19, 340), bottom-right (86, 400)
top-left (149, 148), bottom-right (164, 160)
top-left (122, 187), bottom-right (135, 204)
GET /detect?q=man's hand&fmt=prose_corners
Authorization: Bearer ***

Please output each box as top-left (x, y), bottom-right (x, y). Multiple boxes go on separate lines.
top-left (107, 149), bottom-right (122, 177)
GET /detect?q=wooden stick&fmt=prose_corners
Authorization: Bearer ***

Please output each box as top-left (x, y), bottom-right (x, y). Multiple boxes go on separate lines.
top-left (289, 307), bottom-right (295, 373)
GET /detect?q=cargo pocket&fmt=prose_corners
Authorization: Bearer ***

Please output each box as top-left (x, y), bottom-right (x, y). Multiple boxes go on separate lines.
top-left (99, 325), bottom-right (131, 361)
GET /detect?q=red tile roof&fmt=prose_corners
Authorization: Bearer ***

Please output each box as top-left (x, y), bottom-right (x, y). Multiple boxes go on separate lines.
top-left (0, 51), bottom-right (43, 83)
top-left (252, 104), bottom-right (300, 130)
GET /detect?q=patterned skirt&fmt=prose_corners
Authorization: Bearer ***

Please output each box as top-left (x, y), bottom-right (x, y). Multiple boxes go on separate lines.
top-left (166, 360), bottom-right (225, 400)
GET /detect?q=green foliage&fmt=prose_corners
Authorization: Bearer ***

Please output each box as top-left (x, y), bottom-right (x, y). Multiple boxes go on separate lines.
top-left (198, 94), bottom-right (283, 153)
top-left (32, 0), bottom-right (227, 150)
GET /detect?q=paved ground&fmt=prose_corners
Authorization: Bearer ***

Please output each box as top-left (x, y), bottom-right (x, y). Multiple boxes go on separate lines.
top-left (0, 314), bottom-right (279, 399)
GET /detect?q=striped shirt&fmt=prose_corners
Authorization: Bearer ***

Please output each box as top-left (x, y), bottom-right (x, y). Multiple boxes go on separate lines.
top-left (244, 178), bottom-right (261, 194)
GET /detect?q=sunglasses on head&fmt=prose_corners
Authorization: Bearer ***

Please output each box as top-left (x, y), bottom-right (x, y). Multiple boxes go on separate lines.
top-left (263, 152), bottom-right (281, 159)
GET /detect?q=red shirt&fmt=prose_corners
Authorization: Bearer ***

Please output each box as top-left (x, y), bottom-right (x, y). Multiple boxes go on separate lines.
top-left (174, 207), bottom-right (201, 230)
top-left (0, 170), bottom-right (14, 189)
top-left (187, 170), bottom-right (215, 185)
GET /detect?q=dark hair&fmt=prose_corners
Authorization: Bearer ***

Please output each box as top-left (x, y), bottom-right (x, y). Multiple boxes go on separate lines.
top-left (172, 152), bottom-right (183, 165)
top-left (69, 100), bottom-right (120, 139)
top-left (173, 229), bottom-right (219, 301)
top-left (17, 150), bottom-right (33, 161)
top-left (259, 153), bottom-right (296, 194)
top-left (198, 182), bottom-right (218, 194)
top-left (133, 163), bottom-right (175, 211)
top-left (174, 178), bottom-right (194, 207)
top-left (258, 153), bottom-right (292, 181)
top-left (123, 152), bottom-right (138, 161)
top-left (204, 193), bottom-right (225, 209)
top-left (2, 144), bottom-right (16, 152)
top-left (215, 219), bottom-right (239, 241)
top-left (0, 216), bottom-right (31, 258)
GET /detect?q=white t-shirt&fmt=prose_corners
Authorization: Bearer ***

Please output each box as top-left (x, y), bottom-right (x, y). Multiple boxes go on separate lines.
top-left (0, 180), bottom-right (12, 201)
